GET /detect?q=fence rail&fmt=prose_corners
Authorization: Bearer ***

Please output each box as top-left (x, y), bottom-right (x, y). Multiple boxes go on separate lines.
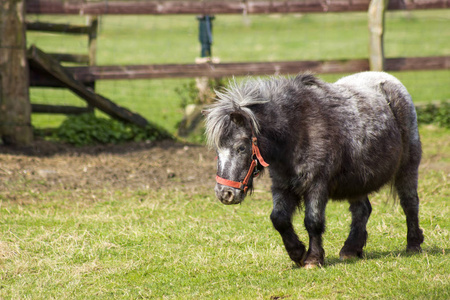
top-left (26, 56), bottom-right (449, 85)
top-left (4, 0), bottom-right (446, 146)
top-left (26, 0), bottom-right (449, 15)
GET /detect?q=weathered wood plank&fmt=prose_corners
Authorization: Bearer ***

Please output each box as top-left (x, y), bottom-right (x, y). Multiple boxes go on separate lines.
top-left (0, 0), bottom-right (33, 146)
top-left (49, 53), bottom-right (90, 64)
top-left (27, 45), bottom-right (149, 127)
top-left (61, 56), bottom-right (449, 81)
top-left (385, 56), bottom-right (450, 71)
top-left (67, 59), bottom-right (369, 80)
top-left (26, 21), bottom-right (92, 34)
top-left (87, 16), bottom-right (98, 67)
top-left (29, 64), bottom-right (93, 87)
top-left (28, 55), bottom-right (449, 88)
top-left (32, 104), bottom-right (91, 114)
top-left (403, 0), bottom-right (449, 9)
top-left (29, 58), bottom-right (97, 87)
top-left (25, 0), bottom-right (449, 15)
top-left (24, 0), bottom-right (362, 14)
top-left (86, 16), bottom-right (98, 113)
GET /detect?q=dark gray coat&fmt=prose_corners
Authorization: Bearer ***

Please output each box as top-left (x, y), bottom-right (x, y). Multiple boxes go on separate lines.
top-left (205, 72), bottom-right (423, 267)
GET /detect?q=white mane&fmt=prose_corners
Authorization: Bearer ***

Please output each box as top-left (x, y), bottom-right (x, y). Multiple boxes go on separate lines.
top-left (204, 78), bottom-right (271, 149)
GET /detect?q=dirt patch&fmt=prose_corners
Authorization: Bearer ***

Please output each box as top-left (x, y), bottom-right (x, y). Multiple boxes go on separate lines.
top-left (1, 135), bottom-right (448, 200)
top-left (0, 139), bottom-right (218, 196)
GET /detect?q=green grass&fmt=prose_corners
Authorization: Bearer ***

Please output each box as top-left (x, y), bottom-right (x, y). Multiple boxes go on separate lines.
top-left (1, 126), bottom-right (449, 299)
top-left (26, 10), bottom-right (450, 133)
top-left (3, 10), bottom-right (448, 298)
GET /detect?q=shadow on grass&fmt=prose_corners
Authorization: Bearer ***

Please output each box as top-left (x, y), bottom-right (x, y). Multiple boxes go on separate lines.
top-left (319, 246), bottom-right (449, 268)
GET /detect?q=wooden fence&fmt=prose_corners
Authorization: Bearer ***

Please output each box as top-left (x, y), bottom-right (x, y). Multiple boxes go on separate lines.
top-left (25, 0), bottom-right (450, 81)
top-left (29, 57), bottom-right (450, 84)
top-left (26, 17), bottom-right (98, 115)
top-left (1, 0), bottom-right (449, 145)
top-left (26, 0), bottom-right (449, 14)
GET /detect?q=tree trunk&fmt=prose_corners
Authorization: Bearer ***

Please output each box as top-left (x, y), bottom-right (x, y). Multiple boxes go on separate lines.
top-left (0, 0), bottom-right (33, 146)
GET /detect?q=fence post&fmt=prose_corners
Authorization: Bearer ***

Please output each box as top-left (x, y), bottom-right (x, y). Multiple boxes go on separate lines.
top-left (368, 0), bottom-right (388, 71)
top-left (87, 15), bottom-right (98, 113)
top-left (0, 0), bottom-right (33, 145)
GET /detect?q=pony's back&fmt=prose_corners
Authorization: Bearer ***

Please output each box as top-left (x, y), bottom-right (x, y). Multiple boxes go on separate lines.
top-left (336, 71), bottom-right (421, 166)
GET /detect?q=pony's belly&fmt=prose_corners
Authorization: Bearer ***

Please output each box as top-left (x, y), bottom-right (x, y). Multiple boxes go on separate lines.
top-left (329, 157), bottom-right (399, 200)
top-left (329, 176), bottom-right (389, 200)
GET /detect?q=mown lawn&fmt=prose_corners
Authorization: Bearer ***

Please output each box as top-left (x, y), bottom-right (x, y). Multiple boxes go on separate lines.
top-left (26, 10), bottom-right (450, 132)
top-left (4, 9), bottom-right (448, 298)
top-left (0, 125), bottom-right (449, 299)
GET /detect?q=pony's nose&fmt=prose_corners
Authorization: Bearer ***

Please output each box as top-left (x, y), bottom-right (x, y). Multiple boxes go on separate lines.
top-left (215, 185), bottom-right (236, 204)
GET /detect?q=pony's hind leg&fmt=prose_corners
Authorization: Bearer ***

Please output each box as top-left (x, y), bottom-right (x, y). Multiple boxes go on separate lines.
top-left (340, 196), bottom-right (372, 260)
top-left (395, 169), bottom-right (424, 252)
top-left (303, 189), bottom-right (328, 268)
top-left (388, 82), bottom-right (423, 252)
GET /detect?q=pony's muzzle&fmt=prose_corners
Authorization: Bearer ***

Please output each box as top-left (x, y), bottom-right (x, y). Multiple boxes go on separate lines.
top-left (215, 184), bottom-right (244, 205)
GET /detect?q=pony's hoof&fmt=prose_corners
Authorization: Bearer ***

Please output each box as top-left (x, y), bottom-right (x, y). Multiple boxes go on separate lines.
top-left (339, 252), bottom-right (363, 260)
top-left (304, 263), bottom-right (320, 269)
top-left (303, 256), bottom-right (323, 269)
top-left (339, 248), bottom-right (363, 260)
top-left (293, 250), bottom-right (307, 268)
top-left (340, 254), bottom-right (353, 261)
top-left (406, 245), bottom-right (422, 253)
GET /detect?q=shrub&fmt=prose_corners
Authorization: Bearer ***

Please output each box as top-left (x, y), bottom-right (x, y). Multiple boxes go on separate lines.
top-left (175, 78), bottom-right (224, 109)
top-left (416, 102), bottom-right (450, 128)
top-left (51, 113), bottom-right (172, 146)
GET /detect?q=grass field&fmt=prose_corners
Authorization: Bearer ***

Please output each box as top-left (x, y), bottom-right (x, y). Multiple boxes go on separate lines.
top-left (2, 9), bottom-right (448, 298)
top-left (26, 10), bottom-right (450, 132)
top-left (0, 125), bottom-right (449, 299)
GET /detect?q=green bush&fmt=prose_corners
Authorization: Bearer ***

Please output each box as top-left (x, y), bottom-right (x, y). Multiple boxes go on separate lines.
top-left (175, 78), bottom-right (225, 109)
top-left (51, 114), bottom-right (172, 146)
top-left (416, 102), bottom-right (450, 128)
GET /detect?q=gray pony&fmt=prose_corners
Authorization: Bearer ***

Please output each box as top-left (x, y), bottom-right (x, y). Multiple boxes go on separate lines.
top-left (204, 72), bottom-right (424, 268)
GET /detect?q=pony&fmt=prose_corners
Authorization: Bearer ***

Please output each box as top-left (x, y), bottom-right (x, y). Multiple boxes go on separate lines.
top-left (203, 72), bottom-right (424, 268)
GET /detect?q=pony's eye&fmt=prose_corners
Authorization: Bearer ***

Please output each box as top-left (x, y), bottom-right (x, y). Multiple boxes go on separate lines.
top-left (238, 145), bottom-right (246, 153)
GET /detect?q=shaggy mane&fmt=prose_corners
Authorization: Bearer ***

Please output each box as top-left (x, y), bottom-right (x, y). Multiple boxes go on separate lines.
top-left (204, 74), bottom-right (320, 149)
top-left (204, 78), bottom-right (269, 149)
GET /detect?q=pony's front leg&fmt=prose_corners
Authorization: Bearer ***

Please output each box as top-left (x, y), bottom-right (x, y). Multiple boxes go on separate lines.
top-left (303, 188), bottom-right (328, 268)
top-left (270, 187), bottom-right (306, 267)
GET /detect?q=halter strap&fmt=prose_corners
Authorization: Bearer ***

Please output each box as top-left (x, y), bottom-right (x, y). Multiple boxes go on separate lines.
top-left (251, 137), bottom-right (269, 167)
top-left (216, 136), bottom-right (269, 193)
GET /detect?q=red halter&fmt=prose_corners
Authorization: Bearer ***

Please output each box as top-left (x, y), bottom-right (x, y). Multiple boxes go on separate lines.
top-left (216, 136), bottom-right (269, 193)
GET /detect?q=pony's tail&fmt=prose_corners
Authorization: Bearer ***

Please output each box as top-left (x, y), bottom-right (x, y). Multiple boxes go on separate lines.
top-left (389, 178), bottom-right (398, 203)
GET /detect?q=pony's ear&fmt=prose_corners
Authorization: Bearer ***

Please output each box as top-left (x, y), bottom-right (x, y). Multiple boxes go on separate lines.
top-left (230, 112), bottom-right (246, 127)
